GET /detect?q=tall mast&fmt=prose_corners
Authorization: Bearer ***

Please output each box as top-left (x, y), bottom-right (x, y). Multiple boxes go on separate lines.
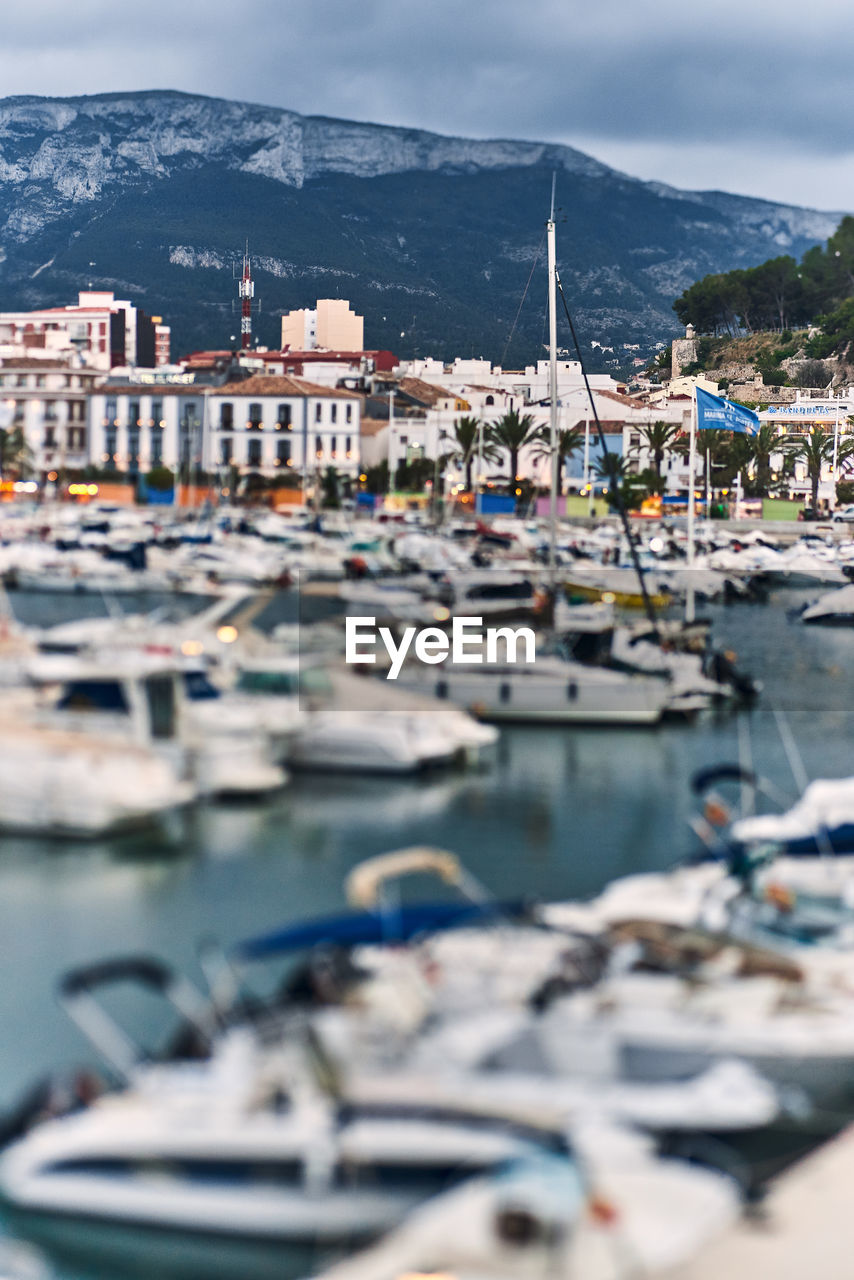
top-left (547, 175), bottom-right (559, 572)
top-left (238, 243), bottom-right (254, 351)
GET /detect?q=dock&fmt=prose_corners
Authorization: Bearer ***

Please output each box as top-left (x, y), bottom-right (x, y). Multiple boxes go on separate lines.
top-left (668, 1124), bottom-right (854, 1279)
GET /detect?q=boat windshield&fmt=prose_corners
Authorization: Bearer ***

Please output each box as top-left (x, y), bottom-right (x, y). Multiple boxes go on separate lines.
top-left (57, 680), bottom-right (130, 713)
top-left (183, 671), bottom-right (221, 701)
top-left (236, 670), bottom-right (300, 696)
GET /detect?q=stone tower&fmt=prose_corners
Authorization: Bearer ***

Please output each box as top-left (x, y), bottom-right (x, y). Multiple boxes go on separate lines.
top-left (671, 323), bottom-right (698, 377)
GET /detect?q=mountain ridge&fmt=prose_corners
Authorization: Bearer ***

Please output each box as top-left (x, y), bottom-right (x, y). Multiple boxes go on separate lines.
top-left (0, 89), bottom-right (844, 364)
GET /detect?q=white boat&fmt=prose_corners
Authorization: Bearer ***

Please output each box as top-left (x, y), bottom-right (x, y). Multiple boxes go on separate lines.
top-left (306, 1129), bottom-right (740, 1280)
top-left (0, 965), bottom-right (572, 1251)
top-left (0, 723), bottom-right (192, 837)
top-left (535, 963), bottom-right (854, 1104)
top-left (394, 652), bottom-right (670, 725)
top-left (290, 709), bottom-right (458, 773)
top-left (230, 657), bottom-right (498, 773)
top-left (802, 582), bottom-right (854, 625)
top-left (26, 654), bottom-right (286, 799)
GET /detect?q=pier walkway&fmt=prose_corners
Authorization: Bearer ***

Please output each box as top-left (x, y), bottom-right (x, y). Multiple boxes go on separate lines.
top-left (668, 1124), bottom-right (854, 1279)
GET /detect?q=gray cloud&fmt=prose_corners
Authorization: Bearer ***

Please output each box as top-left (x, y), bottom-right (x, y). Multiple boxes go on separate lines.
top-left (0, 0), bottom-right (852, 207)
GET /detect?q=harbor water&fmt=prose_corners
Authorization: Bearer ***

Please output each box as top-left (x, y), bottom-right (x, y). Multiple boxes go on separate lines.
top-left (0, 585), bottom-right (851, 1277)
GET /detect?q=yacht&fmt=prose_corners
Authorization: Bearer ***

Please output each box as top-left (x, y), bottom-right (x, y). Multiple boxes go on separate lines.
top-left (0, 954), bottom-right (573, 1253)
top-left (0, 722), bottom-right (192, 837)
top-left (26, 654), bottom-right (286, 799)
top-left (394, 651), bottom-right (671, 725)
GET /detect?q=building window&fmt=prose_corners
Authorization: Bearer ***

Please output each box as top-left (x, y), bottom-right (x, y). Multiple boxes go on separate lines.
top-left (314, 403), bottom-right (322, 423)
top-left (330, 436), bottom-right (337, 456)
top-left (220, 403), bottom-right (234, 430)
top-left (345, 404), bottom-right (352, 423)
top-left (150, 428), bottom-right (163, 467)
top-left (220, 439), bottom-right (231, 466)
top-left (248, 402), bottom-right (262, 430)
top-left (152, 399), bottom-right (163, 427)
top-left (106, 425), bottom-right (117, 462)
top-left (248, 438), bottom-right (262, 467)
top-left (44, 427), bottom-right (55, 447)
top-left (315, 434), bottom-right (323, 458)
top-left (330, 403), bottom-right (337, 424)
top-left (130, 399), bottom-right (141, 428)
top-left (277, 439), bottom-right (291, 466)
top-left (277, 404), bottom-right (292, 429)
top-left (106, 397), bottom-right (117, 424)
top-left (345, 435), bottom-right (352, 456)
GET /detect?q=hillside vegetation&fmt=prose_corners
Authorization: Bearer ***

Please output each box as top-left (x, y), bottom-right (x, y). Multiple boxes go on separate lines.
top-left (674, 216), bottom-right (854, 365)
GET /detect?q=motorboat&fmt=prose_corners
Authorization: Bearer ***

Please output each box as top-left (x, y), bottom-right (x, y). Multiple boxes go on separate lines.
top-left (306, 1133), bottom-right (741, 1280)
top-left (229, 657), bottom-right (497, 773)
top-left (802, 582), bottom-right (854, 625)
top-left (554, 606), bottom-right (757, 714)
top-left (0, 958), bottom-right (574, 1257)
top-left (394, 649), bottom-right (671, 725)
top-left (534, 932), bottom-right (854, 1106)
top-left (25, 653), bottom-right (286, 799)
top-left (0, 723), bottom-right (192, 837)
top-left (233, 850), bottom-right (787, 1140)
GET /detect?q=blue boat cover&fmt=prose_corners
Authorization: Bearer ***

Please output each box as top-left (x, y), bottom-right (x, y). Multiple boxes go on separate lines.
top-left (235, 900), bottom-right (525, 960)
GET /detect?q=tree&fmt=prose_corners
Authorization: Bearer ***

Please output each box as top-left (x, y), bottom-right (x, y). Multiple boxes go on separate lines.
top-left (745, 423), bottom-right (780, 497)
top-left (394, 454), bottom-right (435, 491)
top-left (320, 466), bottom-right (341, 509)
top-left (633, 421), bottom-right (682, 491)
top-left (487, 409), bottom-right (539, 492)
top-left (440, 416), bottom-right (498, 492)
top-left (363, 460), bottom-right (389, 494)
top-left (530, 424), bottom-right (584, 488)
top-left (0, 426), bottom-right (31, 480)
top-left (145, 466), bottom-right (174, 492)
top-left (784, 426), bottom-right (854, 511)
top-left (592, 451), bottom-right (634, 507)
top-left (725, 434), bottom-right (754, 494)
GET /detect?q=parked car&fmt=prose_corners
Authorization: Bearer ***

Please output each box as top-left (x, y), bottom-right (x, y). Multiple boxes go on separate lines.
top-left (832, 504), bottom-right (854, 522)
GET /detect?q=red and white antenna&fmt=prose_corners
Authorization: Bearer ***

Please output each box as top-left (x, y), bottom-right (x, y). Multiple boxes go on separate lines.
top-left (237, 243), bottom-right (254, 351)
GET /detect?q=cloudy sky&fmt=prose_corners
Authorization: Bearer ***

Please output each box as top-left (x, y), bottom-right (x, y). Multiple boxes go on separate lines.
top-left (4, 0), bottom-right (854, 211)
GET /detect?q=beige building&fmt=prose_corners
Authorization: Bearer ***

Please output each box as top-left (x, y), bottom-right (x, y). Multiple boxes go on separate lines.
top-left (281, 300), bottom-right (364, 352)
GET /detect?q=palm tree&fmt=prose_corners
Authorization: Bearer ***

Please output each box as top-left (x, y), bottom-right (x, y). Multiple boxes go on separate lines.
top-left (487, 409), bottom-right (539, 492)
top-left (592, 451), bottom-right (634, 506)
top-left (530, 425), bottom-right (585, 487)
top-left (785, 426), bottom-right (854, 512)
top-left (634, 420), bottom-right (682, 490)
top-left (440, 416), bottom-right (498, 492)
top-left (746, 423), bottom-right (780, 496)
top-left (725, 433), bottom-right (754, 493)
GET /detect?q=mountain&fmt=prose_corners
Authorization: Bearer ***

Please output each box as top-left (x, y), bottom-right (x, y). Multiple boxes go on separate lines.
top-left (0, 89), bottom-right (843, 368)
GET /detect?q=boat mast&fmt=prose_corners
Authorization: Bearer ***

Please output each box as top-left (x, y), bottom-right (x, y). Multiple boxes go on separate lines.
top-left (686, 386), bottom-right (697, 623)
top-left (547, 175), bottom-right (559, 574)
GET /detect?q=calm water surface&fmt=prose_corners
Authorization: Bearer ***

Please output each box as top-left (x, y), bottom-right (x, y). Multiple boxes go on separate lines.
top-left (0, 587), bottom-right (852, 1277)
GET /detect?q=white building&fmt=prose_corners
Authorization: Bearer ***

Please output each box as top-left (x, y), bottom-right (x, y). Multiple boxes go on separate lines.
top-left (0, 292), bottom-right (169, 371)
top-left (0, 355), bottom-right (101, 479)
top-left (759, 392), bottom-right (854, 505)
top-left (399, 357), bottom-right (621, 402)
top-left (88, 375), bottom-right (362, 481)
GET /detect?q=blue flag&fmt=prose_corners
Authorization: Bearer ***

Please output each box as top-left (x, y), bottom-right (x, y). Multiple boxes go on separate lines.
top-left (696, 386), bottom-right (759, 435)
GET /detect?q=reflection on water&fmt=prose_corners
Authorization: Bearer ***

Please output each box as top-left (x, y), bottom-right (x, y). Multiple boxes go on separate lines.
top-left (0, 589), bottom-right (853, 1277)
